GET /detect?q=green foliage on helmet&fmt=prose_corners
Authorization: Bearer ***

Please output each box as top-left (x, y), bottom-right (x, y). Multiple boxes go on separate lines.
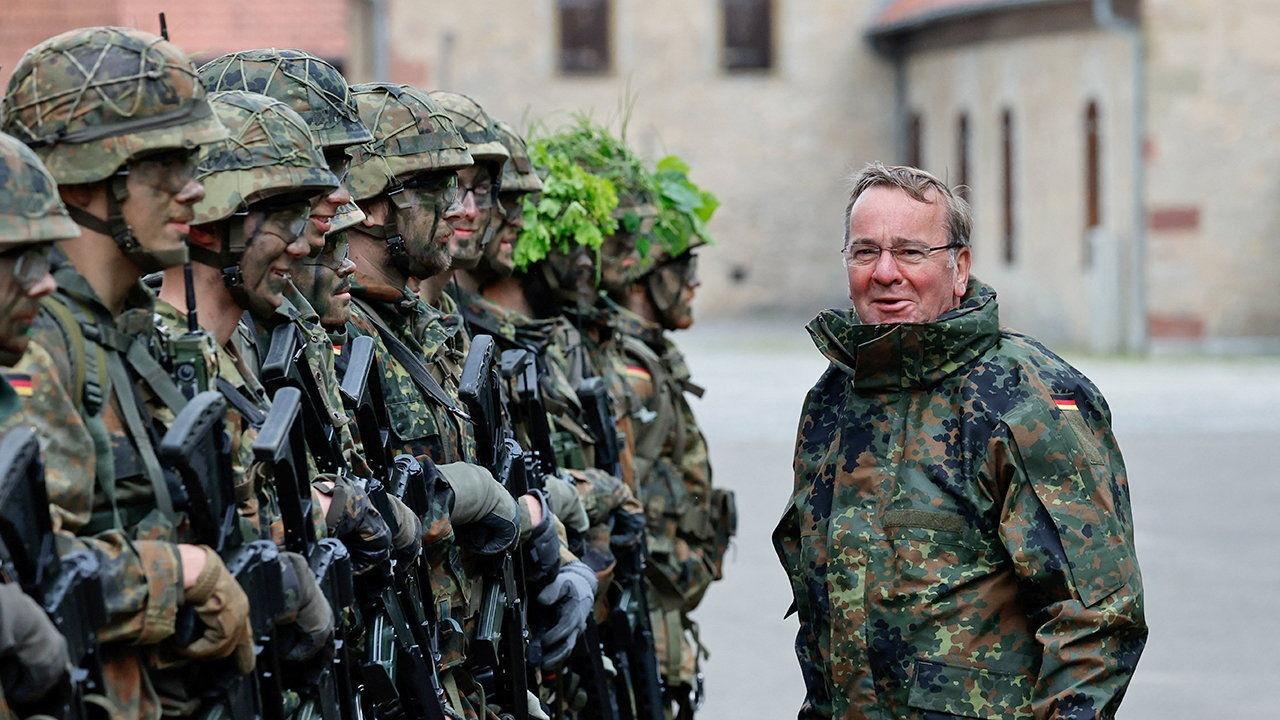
top-left (538, 116), bottom-right (654, 206)
top-left (345, 83), bottom-right (472, 202)
top-left (198, 49), bottom-right (372, 149)
top-left (0, 26), bottom-right (227, 185)
top-left (0, 131), bottom-right (78, 248)
top-left (428, 91), bottom-right (510, 166)
top-left (513, 137), bottom-right (618, 270)
top-left (493, 120), bottom-right (542, 194)
top-left (192, 91), bottom-right (338, 226)
top-left (650, 154), bottom-right (718, 259)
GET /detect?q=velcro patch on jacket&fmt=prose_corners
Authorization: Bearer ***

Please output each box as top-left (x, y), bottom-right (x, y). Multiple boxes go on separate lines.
top-left (1052, 393), bottom-right (1078, 411)
top-left (5, 373), bottom-right (32, 397)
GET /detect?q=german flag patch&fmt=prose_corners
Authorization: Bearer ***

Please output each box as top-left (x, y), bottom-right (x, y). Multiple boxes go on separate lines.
top-left (6, 373), bottom-right (32, 397)
top-left (623, 364), bottom-right (651, 382)
top-left (1052, 394), bottom-right (1078, 411)
top-left (332, 344), bottom-right (343, 357)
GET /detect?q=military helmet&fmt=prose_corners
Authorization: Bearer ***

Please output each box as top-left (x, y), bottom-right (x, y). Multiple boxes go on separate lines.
top-left (0, 26), bottom-right (227, 185)
top-left (346, 83), bottom-right (472, 202)
top-left (428, 91), bottom-right (509, 167)
top-left (329, 201), bottom-right (366, 234)
top-left (0, 131), bottom-right (79, 250)
top-left (197, 49), bottom-right (371, 150)
top-left (493, 120), bottom-right (542, 194)
top-left (192, 91), bottom-right (338, 226)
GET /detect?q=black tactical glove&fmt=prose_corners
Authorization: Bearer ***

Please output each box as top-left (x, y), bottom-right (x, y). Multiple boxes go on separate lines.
top-left (0, 583), bottom-right (70, 705)
top-left (438, 462), bottom-right (519, 556)
top-left (275, 551), bottom-right (335, 666)
top-left (523, 489), bottom-right (561, 584)
top-left (314, 474), bottom-right (392, 578)
top-left (536, 560), bottom-right (597, 669)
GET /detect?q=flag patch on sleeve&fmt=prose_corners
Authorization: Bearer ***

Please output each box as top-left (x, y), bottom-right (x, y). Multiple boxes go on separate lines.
top-left (623, 364), bottom-right (651, 382)
top-left (1052, 394), bottom-right (1078, 411)
top-left (6, 373), bottom-right (32, 397)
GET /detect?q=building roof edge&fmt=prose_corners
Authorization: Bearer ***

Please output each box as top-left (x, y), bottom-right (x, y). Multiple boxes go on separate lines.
top-left (866, 0), bottom-right (1078, 44)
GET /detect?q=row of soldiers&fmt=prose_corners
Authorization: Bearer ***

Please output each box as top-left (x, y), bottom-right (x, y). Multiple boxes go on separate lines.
top-left (0, 24), bottom-right (734, 720)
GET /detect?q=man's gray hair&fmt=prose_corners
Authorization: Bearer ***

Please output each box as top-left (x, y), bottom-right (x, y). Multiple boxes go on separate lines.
top-left (842, 162), bottom-right (972, 252)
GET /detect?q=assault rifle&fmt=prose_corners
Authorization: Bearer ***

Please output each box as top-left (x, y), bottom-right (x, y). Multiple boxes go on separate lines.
top-left (253, 382), bottom-right (356, 720)
top-left (159, 392), bottom-right (286, 720)
top-left (339, 335), bottom-right (450, 720)
top-left (458, 334), bottom-right (531, 720)
top-left (575, 380), bottom-right (664, 720)
top-left (0, 427), bottom-right (107, 720)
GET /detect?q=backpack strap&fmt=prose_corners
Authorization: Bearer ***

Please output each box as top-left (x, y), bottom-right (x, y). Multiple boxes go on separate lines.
top-left (38, 296), bottom-right (106, 416)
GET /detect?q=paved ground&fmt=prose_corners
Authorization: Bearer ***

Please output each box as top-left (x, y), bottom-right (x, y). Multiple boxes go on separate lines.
top-left (675, 318), bottom-right (1280, 719)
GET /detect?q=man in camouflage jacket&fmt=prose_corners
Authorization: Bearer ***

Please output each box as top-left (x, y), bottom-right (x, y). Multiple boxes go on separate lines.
top-left (774, 164), bottom-right (1146, 720)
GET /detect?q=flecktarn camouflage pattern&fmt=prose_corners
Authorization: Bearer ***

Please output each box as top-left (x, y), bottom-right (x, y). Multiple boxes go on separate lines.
top-left (0, 26), bottom-right (226, 185)
top-left (775, 279), bottom-right (1147, 719)
top-left (0, 131), bottom-right (79, 248)
top-left (193, 90), bottom-right (338, 226)
top-left (198, 48), bottom-right (373, 149)
top-left (428, 91), bottom-right (510, 168)
top-left (493, 120), bottom-right (543, 194)
top-left (345, 83), bottom-right (472, 201)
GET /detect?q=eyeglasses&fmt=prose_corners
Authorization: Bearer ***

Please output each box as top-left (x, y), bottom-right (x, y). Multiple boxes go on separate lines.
top-left (0, 243), bottom-right (53, 291)
top-left (303, 236), bottom-right (351, 271)
top-left (126, 149), bottom-right (199, 194)
top-left (453, 179), bottom-right (494, 210)
top-left (246, 197), bottom-right (313, 242)
top-left (398, 173), bottom-right (458, 207)
top-left (844, 241), bottom-right (961, 266)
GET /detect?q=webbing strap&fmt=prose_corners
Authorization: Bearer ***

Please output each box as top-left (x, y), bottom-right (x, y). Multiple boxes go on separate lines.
top-left (216, 377), bottom-right (266, 429)
top-left (352, 298), bottom-right (468, 421)
top-left (126, 339), bottom-right (187, 414)
top-left (104, 352), bottom-right (175, 522)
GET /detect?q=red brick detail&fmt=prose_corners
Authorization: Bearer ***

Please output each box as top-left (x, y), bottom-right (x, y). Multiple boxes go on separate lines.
top-left (1147, 313), bottom-right (1206, 340)
top-left (1147, 206), bottom-right (1200, 232)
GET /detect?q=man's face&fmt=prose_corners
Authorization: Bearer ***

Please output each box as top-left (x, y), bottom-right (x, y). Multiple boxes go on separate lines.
top-left (485, 191), bottom-right (528, 277)
top-left (238, 200), bottom-right (312, 318)
top-left (845, 185), bottom-right (969, 325)
top-left (448, 164), bottom-right (497, 269)
top-left (0, 243), bottom-right (56, 366)
top-left (295, 232), bottom-right (356, 328)
top-left (121, 149), bottom-right (204, 264)
top-left (547, 245), bottom-right (598, 309)
top-left (302, 146), bottom-right (356, 258)
top-left (398, 171), bottom-right (460, 279)
top-left (600, 206), bottom-right (656, 295)
top-left (662, 255), bottom-right (700, 330)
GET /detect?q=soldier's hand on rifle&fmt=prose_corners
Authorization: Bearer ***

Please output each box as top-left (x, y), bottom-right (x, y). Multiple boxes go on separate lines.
top-left (275, 551), bottom-right (335, 667)
top-left (313, 475), bottom-right (393, 579)
top-left (536, 559), bottom-right (598, 669)
top-left (382, 492), bottom-right (424, 562)
top-left (174, 546), bottom-right (255, 674)
top-left (523, 489), bottom-right (563, 584)
top-left (543, 473), bottom-right (589, 535)
top-left (0, 583), bottom-right (71, 706)
top-left (438, 462), bottom-right (520, 556)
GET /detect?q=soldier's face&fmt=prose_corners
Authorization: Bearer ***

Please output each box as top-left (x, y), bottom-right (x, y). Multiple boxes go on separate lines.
top-left (399, 171), bottom-right (459, 279)
top-left (845, 186), bottom-right (969, 325)
top-left (547, 246), bottom-right (598, 308)
top-left (485, 191), bottom-right (527, 277)
top-left (239, 202), bottom-right (312, 317)
top-left (448, 165), bottom-right (501, 271)
top-left (122, 150), bottom-right (204, 265)
top-left (304, 147), bottom-right (355, 257)
top-left (0, 243), bottom-right (57, 366)
top-left (295, 232), bottom-right (355, 328)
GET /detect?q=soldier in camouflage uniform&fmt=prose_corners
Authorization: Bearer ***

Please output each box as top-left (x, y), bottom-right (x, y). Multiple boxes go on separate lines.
top-left (605, 160), bottom-right (735, 718)
top-left (0, 130), bottom-right (78, 720)
top-left (342, 81), bottom-right (579, 720)
top-left (775, 164), bottom-right (1147, 719)
top-left (0, 27), bottom-right (255, 720)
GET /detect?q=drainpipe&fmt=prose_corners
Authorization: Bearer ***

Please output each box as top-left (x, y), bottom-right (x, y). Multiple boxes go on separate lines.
top-left (891, 48), bottom-right (909, 163)
top-left (366, 0), bottom-right (389, 81)
top-left (1092, 0), bottom-right (1147, 354)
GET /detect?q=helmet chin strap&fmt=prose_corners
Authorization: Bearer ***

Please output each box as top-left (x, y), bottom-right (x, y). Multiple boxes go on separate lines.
top-left (353, 186), bottom-right (443, 279)
top-left (64, 170), bottom-right (188, 273)
top-left (188, 214), bottom-right (252, 307)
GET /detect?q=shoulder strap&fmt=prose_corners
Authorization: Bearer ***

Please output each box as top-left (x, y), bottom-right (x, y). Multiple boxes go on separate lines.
top-left (39, 297), bottom-right (106, 416)
top-left (216, 377), bottom-right (267, 429)
top-left (125, 339), bottom-right (187, 414)
top-left (353, 298), bottom-right (468, 420)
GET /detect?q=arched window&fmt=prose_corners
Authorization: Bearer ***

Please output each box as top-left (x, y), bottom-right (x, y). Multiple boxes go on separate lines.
top-left (956, 112), bottom-right (971, 202)
top-left (558, 0), bottom-right (611, 75)
top-left (1001, 108), bottom-right (1015, 264)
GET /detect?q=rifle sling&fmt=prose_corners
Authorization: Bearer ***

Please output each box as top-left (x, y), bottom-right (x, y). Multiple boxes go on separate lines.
top-left (216, 377), bottom-right (267, 429)
top-left (354, 299), bottom-right (468, 421)
top-left (104, 349), bottom-right (175, 523)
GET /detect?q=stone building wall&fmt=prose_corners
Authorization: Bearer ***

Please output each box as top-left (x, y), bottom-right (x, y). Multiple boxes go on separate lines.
top-left (347, 0), bottom-right (898, 317)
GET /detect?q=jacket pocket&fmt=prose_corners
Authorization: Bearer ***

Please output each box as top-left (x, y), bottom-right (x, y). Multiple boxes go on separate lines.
top-left (907, 658), bottom-right (1032, 719)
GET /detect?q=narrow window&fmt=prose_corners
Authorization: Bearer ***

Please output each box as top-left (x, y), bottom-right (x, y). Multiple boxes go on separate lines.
top-left (722, 0), bottom-right (773, 71)
top-left (558, 0), bottom-right (611, 75)
top-left (956, 112), bottom-right (971, 202)
top-left (1084, 101), bottom-right (1101, 265)
top-left (906, 111), bottom-right (923, 168)
top-left (1001, 108), bottom-right (1015, 264)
